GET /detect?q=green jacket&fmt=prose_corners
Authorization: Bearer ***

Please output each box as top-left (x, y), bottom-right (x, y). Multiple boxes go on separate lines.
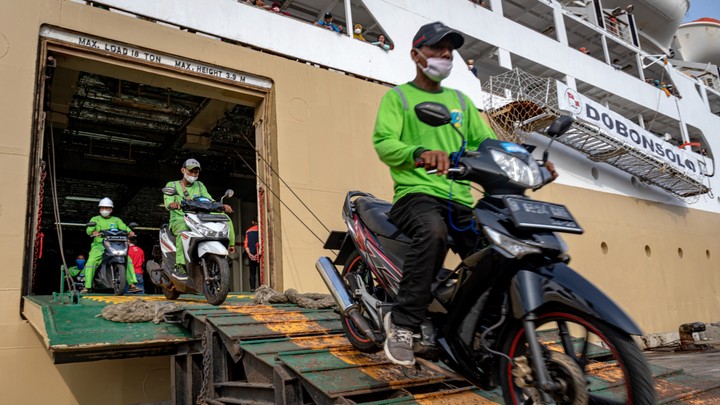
top-left (86, 215), bottom-right (132, 245)
top-left (164, 180), bottom-right (213, 223)
top-left (372, 83), bottom-right (497, 207)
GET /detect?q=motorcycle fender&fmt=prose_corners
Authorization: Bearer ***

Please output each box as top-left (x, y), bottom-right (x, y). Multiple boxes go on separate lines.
top-left (198, 241), bottom-right (228, 257)
top-left (332, 233), bottom-right (356, 266)
top-left (510, 264), bottom-right (642, 335)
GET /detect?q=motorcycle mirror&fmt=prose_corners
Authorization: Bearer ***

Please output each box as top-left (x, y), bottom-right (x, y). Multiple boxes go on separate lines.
top-left (128, 222), bottom-right (139, 228)
top-left (162, 187), bottom-right (178, 196)
top-left (86, 222), bottom-right (96, 227)
top-left (547, 115), bottom-right (575, 138)
top-left (224, 189), bottom-right (234, 199)
top-left (414, 102), bottom-right (452, 127)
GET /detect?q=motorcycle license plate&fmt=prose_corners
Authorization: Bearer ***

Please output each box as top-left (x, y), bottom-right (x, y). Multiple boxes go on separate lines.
top-left (503, 197), bottom-right (583, 234)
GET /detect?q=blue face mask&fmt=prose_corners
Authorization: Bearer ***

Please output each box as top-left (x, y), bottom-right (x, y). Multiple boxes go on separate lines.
top-left (75, 259), bottom-right (86, 269)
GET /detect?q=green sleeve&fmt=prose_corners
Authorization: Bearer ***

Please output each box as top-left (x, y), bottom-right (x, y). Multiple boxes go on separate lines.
top-left (464, 95), bottom-right (497, 149)
top-left (116, 217), bottom-right (131, 232)
top-left (86, 216), bottom-right (98, 236)
top-left (164, 181), bottom-right (180, 209)
top-left (199, 182), bottom-right (214, 200)
top-left (372, 90), bottom-right (423, 169)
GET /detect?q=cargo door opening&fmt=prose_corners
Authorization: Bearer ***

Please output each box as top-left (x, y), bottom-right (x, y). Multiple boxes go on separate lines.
top-left (25, 42), bottom-right (271, 300)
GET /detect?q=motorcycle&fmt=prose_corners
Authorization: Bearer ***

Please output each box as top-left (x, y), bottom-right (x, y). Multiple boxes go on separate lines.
top-left (317, 102), bottom-right (655, 404)
top-left (147, 188), bottom-right (234, 306)
top-left (87, 223), bottom-right (137, 296)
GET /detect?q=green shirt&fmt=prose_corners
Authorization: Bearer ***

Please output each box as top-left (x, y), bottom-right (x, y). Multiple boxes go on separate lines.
top-left (86, 215), bottom-right (132, 245)
top-left (372, 83), bottom-right (497, 207)
top-left (164, 180), bottom-right (213, 222)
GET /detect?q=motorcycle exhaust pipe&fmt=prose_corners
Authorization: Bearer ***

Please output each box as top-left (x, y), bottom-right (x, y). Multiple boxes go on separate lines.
top-left (316, 257), bottom-right (380, 342)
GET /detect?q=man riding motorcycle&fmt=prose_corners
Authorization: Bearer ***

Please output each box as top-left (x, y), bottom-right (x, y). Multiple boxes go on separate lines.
top-left (83, 197), bottom-right (141, 293)
top-left (372, 21), bottom-right (557, 366)
top-left (164, 159), bottom-right (235, 273)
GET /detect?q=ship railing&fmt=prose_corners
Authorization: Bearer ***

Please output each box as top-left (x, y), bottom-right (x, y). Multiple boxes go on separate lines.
top-left (602, 14), bottom-right (633, 44)
top-left (483, 69), bottom-right (710, 199)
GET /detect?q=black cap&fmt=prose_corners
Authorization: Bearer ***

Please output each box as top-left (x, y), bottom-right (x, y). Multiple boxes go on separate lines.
top-left (324, 12), bottom-right (332, 18)
top-left (412, 22), bottom-right (464, 50)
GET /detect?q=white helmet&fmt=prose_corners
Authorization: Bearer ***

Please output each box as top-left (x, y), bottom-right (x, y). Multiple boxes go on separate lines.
top-left (98, 197), bottom-right (114, 208)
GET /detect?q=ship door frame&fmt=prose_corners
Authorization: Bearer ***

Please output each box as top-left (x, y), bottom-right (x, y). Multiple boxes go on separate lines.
top-left (24, 31), bottom-right (281, 295)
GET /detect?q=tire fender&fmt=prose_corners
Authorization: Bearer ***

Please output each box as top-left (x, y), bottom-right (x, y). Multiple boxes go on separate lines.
top-left (198, 241), bottom-right (228, 257)
top-left (510, 265), bottom-right (642, 335)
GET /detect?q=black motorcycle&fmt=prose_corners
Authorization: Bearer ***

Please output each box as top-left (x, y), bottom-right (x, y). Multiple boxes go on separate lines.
top-left (317, 102), bottom-right (655, 404)
top-left (87, 223), bottom-right (136, 296)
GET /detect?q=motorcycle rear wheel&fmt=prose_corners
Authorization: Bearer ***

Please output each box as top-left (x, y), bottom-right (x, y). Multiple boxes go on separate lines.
top-left (111, 264), bottom-right (126, 296)
top-left (203, 254), bottom-right (230, 306)
top-left (499, 306), bottom-right (655, 405)
top-left (340, 251), bottom-right (382, 353)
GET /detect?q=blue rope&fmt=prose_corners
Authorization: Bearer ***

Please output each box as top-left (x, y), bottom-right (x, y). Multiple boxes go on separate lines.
top-left (447, 140), bottom-right (479, 234)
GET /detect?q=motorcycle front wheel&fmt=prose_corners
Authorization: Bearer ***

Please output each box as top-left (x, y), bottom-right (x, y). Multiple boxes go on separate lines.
top-left (499, 306), bottom-right (655, 405)
top-left (111, 263), bottom-right (127, 296)
top-left (203, 254), bottom-right (230, 306)
top-left (340, 251), bottom-right (382, 353)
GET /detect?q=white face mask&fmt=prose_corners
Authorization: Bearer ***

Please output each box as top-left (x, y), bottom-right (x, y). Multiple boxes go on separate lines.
top-left (354, 28), bottom-right (361, 34)
top-left (100, 209), bottom-right (112, 218)
top-left (415, 49), bottom-right (453, 82)
top-left (184, 173), bottom-right (198, 184)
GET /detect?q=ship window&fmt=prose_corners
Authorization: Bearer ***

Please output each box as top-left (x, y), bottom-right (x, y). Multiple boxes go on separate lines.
top-left (644, 245), bottom-right (651, 257)
top-left (591, 167), bottom-right (599, 180)
top-left (677, 248), bottom-right (684, 259)
top-left (503, 0), bottom-right (556, 41)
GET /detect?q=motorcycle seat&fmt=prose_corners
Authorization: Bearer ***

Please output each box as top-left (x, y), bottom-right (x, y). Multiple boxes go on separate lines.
top-left (354, 197), bottom-right (412, 243)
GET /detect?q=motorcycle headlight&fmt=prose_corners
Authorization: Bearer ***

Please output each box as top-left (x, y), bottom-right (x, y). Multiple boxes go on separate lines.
top-left (483, 226), bottom-right (541, 258)
top-left (490, 149), bottom-right (542, 188)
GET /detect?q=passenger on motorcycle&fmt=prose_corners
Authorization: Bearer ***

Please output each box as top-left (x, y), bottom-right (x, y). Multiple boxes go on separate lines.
top-left (82, 197), bottom-right (141, 293)
top-left (372, 22), bottom-right (557, 366)
top-left (164, 159), bottom-right (236, 273)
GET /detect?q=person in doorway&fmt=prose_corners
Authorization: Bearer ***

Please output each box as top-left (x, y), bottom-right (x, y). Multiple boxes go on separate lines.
top-left (83, 198), bottom-right (141, 293)
top-left (127, 235), bottom-right (145, 293)
top-left (244, 220), bottom-right (260, 291)
top-left (67, 253), bottom-right (86, 285)
top-left (372, 21), bottom-right (557, 366)
top-left (164, 159), bottom-right (235, 273)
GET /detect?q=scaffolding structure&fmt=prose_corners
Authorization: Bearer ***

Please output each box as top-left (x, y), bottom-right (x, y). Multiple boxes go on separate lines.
top-left (483, 69), bottom-right (710, 198)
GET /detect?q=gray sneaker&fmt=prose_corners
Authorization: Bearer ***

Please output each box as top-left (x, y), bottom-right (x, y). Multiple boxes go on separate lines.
top-left (383, 312), bottom-right (416, 366)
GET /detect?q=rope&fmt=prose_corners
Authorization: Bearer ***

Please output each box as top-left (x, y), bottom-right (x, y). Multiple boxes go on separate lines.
top-left (98, 299), bottom-right (179, 323)
top-left (31, 168), bottom-right (47, 292)
top-left (252, 285), bottom-right (335, 309)
top-left (258, 186), bottom-right (265, 286)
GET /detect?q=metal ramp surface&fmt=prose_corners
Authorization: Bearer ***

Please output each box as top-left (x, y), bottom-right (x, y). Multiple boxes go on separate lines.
top-left (174, 301), bottom-right (720, 405)
top-left (23, 294), bottom-right (720, 403)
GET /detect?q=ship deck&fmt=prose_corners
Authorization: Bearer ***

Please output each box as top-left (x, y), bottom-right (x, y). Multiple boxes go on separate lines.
top-left (22, 294), bottom-right (720, 403)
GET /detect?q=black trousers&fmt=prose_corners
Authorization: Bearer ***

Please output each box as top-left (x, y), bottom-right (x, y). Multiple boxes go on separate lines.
top-left (249, 259), bottom-right (259, 290)
top-left (388, 193), bottom-right (477, 330)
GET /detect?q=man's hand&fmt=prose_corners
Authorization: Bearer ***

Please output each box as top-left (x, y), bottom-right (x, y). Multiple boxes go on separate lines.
top-left (128, 231), bottom-right (135, 237)
top-left (545, 161), bottom-right (559, 182)
top-left (223, 204), bottom-right (233, 214)
top-left (228, 246), bottom-right (236, 254)
top-left (168, 202), bottom-right (180, 210)
top-left (91, 231), bottom-right (100, 237)
top-left (419, 150), bottom-right (450, 175)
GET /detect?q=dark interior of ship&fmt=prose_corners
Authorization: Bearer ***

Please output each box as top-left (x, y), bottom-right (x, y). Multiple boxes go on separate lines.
top-left (31, 52), bottom-right (259, 294)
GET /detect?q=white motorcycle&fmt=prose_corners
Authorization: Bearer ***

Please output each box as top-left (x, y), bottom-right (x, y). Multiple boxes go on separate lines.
top-left (147, 188), bottom-right (234, 305)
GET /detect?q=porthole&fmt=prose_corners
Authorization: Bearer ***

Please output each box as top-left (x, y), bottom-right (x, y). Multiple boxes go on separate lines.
top-left (677, 248), bottom-right (684, 258)
top-left (631, 176), bottom-right (639, 189)
top-left (591, 167), bottom-right (599, 180)
top-left (707, 250), bottom-right (711, 260)
top-left (644, 245), bottom-right (651, 257)
top-left (601, 242), bottom-right (608, 254)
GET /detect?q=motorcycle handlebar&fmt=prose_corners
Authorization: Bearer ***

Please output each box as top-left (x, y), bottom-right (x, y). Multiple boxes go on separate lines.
top-left (426, 167), bottom-right (466, 176)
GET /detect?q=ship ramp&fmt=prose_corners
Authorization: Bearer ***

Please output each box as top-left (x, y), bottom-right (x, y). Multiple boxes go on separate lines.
top-left (23, 294), bottom-right (720, 404)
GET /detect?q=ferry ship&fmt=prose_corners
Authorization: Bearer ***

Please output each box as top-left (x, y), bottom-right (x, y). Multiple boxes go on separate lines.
top-left (1, 0), bottom-right (718, 403)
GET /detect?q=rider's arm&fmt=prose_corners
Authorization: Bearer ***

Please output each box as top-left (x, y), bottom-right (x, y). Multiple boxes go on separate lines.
top-left (372, 91), bottom-right (425, 170)
top-left (86, 216), bottom-right (98, 236)
top-left (463, 94), bottom-right (497, 150)
top-left (164, 181), bottom-right (180, 209)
